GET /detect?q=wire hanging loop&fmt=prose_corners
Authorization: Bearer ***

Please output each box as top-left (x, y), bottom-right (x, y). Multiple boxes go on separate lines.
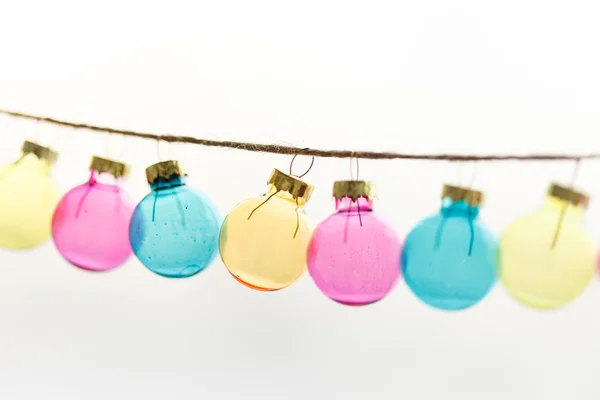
top-left (455, 160), bottom-right (464, 186)
top-left (104, 130), bottom-right (127, 160)
top-left (248, 150), bottom-right (315, 233)
top-left (288, 149), bottom-right (314, 238)
top-left (467, 161), bottom-right (478, 189)
top-left (456, 160), bottom-right (478, 187)
top-left (31, 118), bottom-right (42, 142)
top-left (551, 158), bottom-right (582, 249)
top-left (342, 155), bottom-right (364, 241)
top-left (156, 137), bottom-right (171, 162)
top-left (104, 131), bottom-right (113, 158)
top-left (289, 148), bottom-right (315, 178)
top-left (349, 154), bottom-right (360, 181)
top-left (105, 131), bottom-right (125, 160)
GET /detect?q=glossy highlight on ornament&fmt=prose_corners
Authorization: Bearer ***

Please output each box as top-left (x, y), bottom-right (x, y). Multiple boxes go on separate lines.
top-left (52, 156), bottom-right (134, 271)
top-left (402, 185), bottom-right (497, 311)
top-left (129, 160), bottom-right (221, 278)
top-left (0, 141), bottom-right (60, 250)
top-left (307, 181), bottom-right (401, 306)
top-left (219, 169), bottom-right (313, 291)
top-left (499, 183), bottom-right (596, 310)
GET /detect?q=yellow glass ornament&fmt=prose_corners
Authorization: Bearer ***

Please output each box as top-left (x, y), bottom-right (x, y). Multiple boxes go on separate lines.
top-left (219, 169), bottom-right (314, 291)
top-left (499, 183), bottom-right (597, 310)
top-left (0, 141), bottom-right (60, 249)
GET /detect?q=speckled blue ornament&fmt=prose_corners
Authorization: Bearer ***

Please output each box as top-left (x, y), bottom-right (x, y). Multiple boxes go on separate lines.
top-left (129, 175), bottom-right (221, 278)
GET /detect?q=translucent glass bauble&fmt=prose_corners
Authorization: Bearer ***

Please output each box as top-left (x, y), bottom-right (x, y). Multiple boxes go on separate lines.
top-left (52, 170), bottom-right (134, 271)
top-left (0, 153), bottom-right (60, 249)
top-left (499, 195), bottom-right (596, 310)
top-left (129, 175), bottom-right (221, 278)
top-left (402, 197), bottom-right (498, 311)
top-left (307, 196), bottom-right (401, 306)
top-left (220, 185), bottom-right (312, 291)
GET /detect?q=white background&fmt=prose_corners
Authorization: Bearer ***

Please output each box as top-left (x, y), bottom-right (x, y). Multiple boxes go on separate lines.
top-left (1, 1), bottom-right (600, 399)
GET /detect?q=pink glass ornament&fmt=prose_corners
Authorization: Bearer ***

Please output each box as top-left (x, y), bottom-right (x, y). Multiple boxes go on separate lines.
top-left (307, 194), bottom-right (402, 306)
top-left (52, 167), bottom-right (134, 272)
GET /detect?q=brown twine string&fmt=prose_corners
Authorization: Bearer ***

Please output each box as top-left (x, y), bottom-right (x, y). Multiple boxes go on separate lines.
top-left (1, 109), bottom-right (599, 161)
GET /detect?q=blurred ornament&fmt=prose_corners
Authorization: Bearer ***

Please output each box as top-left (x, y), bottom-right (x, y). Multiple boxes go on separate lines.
top-left (52, 156), bottom-right (134, 271)
top-left (0, 141), bottom-right (60, 249)
top-left (499, 183), bottom-right (596, 309)
top-left (307, 180), bottom-right (401, 306)
top-left (402, 185), bottom-right (497, 310)
top-left (129, 160), bottom-right (221, 278)
top-left (220, 168), bottom-right (314, 291)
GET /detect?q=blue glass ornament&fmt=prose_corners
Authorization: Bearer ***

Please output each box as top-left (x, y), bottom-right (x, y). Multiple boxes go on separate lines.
top-left (129, 161), bottom-right (221, 278)
top-left (401, 186), bottom-right (498, 310)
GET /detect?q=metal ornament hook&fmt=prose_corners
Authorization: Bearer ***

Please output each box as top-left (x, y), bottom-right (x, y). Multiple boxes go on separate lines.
top-left (349, 155), bottom-right (360, 181)
top-left (289, 149), bottom-right (315, 178)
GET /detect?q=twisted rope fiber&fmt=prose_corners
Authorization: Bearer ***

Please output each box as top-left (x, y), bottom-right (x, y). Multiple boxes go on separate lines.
top-left (0, 109), bottom-right (597, 161)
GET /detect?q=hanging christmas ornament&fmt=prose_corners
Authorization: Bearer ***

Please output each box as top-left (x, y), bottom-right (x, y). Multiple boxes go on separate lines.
top-left (402, 185), bottom-right (497, 311)
top-left (51, 156), bottom-right (134, 271)
top-left (499, 183), bottom-right (596, 309)
top-left (0, 141), bottom-right (60, 249)
top-left (129, 160), bottom-right (221, 278)
top-left (307, 180), bottom-right (401, 306)
top-left (219, 168), bottom-right (314, 291)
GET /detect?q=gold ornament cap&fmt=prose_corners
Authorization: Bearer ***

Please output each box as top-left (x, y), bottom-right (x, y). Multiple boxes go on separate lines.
top-left (267, 169), bottom-right (314, 204)
top-left (146, 160), bottom-right (186, 184)
top-left (548, 183), bottom-right (589, 208)
top-left (332, 180), bottom-right (376, 201)
top-left (90, 156), bottom-right (130, 178)
top-left (21, 140), bottom-right (58, 164)
top-left (442, 184), bottom-right (484, 207)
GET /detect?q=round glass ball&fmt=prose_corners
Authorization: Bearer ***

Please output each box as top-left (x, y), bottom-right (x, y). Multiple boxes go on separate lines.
top-left (307, 197), bottom-right (401, 306)
top-left (129, 176), bottom-right (221, 278)
top-left (52, 171), bottom-right (134, 271)
top-left (402, 198), bottom-right (498, 311)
